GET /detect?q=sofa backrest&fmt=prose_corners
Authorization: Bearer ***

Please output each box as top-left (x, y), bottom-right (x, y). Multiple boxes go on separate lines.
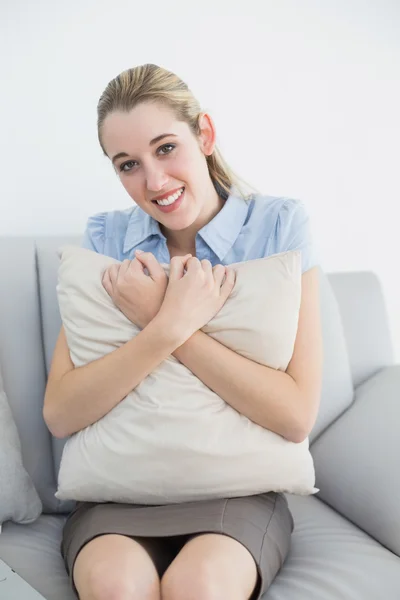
top-left (310, 270), bottom-right (354, 442)
top-left (0, 238), bottom-right (72, 514)
top-left (0, 237), bottom-right (394, 513)
top-left (326, 272), bottom-right (394, 388)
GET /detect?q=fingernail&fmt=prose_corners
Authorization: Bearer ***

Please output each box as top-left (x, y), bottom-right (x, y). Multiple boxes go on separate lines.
top-left (135, 249), bottom-right (144, 254)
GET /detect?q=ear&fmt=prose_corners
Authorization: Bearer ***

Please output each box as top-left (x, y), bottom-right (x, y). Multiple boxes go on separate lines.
top-left (197, 112), bottom-right (217, 156)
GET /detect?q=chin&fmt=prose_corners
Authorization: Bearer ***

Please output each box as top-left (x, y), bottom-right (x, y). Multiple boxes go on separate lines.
top-left (160, 204), bottom-right (199, 231)
top-left (162, 216), bottom-right (196, 231)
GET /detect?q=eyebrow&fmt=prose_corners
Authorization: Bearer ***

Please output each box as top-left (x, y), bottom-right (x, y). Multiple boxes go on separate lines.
top-left (111, 133), bottom-right (178, 165)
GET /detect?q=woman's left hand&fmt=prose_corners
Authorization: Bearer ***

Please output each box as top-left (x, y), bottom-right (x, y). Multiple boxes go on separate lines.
top-left (102, 251), bottom-right (170, 329)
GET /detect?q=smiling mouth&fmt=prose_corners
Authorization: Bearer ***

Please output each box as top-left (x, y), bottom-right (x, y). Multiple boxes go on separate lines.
top-left (152, 187), bottom-right (185, 206)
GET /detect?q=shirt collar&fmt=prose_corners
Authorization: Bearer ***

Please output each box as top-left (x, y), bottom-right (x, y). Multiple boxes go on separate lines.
top-left (123, 206), bottom-right (165, 253)
top-left (197, 190), bottom-right (249, 260)
top-left (123, 188), bottom-right (249, 260)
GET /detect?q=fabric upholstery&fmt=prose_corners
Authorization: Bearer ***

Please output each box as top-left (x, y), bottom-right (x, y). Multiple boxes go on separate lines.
top-left (311, 364), bottom-right (400, 557)
top-left (0, 235), bottom-right (399, 599)
top-left (0, 238), bottom-right (57, 513)
top-left (0, 515), bottom-right (76, 600)
top-left (1, 497), bottom-right (399, 600)
top-left (309, 269), bottom-right (354, 443)
top-left (328, 272), bottom-right (394, 387)
top-left (264, 495), bottom-right (400, 599)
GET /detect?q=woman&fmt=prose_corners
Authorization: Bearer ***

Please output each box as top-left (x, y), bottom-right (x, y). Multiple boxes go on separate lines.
top-left (44, 63), bottom-right (323, 600)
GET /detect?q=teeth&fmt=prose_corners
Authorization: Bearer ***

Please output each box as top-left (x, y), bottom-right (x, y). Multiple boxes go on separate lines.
top-left (156, 187), bottom-right (184, 206)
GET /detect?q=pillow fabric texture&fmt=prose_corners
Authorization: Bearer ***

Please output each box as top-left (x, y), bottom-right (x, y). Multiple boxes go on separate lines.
top-left (0, 369), bottom-right (42, 528)
top-left (55, 246), bottom-right (317, 504)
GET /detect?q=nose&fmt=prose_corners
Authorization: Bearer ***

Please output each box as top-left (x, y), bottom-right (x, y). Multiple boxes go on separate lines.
top-left (144, 163), bottom-right (169, 192)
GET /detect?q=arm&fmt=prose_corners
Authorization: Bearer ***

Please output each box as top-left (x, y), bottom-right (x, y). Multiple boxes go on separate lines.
top-left (44, 250), bottom-right (186, 439)
top-left (45, 251), bottom-right (204, 439)
top-left (172, 267), bottom-right (323, 443)
top-left (43, 321), bottom-right (181, 439)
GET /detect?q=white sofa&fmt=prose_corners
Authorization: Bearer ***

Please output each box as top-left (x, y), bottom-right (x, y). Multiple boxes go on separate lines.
top-left (0, 236), bottom-right (399, 599)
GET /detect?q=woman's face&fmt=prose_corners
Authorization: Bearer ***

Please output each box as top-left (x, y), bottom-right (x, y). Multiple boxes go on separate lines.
top-left (101, 101), bottom-right (219, 232)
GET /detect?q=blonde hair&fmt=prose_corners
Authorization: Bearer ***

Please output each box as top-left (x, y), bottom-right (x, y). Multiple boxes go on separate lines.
top-left (97, 64), bottom-right (251, 199)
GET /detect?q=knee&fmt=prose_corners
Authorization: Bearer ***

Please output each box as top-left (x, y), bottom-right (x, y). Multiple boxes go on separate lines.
top-left (82, 570), bottom-right (134, 600)
top-left (161, 560), bottom-right (229, 600)
top-left (77, 562), bottom-right (159, 600)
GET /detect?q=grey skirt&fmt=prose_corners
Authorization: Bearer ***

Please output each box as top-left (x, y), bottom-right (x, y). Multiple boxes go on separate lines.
top-left (61, 492), bottom-right (294, 599)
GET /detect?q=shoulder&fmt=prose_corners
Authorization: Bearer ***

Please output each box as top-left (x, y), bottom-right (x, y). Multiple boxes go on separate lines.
top-left (249, 194), bottom-right (318, 273)
top-left (274, 197), bottom-right (312, 240)
top-left (247, 194), bottom-right (309, 240)
top-left (249, 193), bottom-right (308, 225)
top-left (81, 206), bottom-right (137, 256)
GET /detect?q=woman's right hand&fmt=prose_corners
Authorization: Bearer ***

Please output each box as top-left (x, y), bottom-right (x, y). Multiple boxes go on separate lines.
top-left (157, 256), bottom-right (236, 343)
top-left (102, 252), bottom-right (171, 330)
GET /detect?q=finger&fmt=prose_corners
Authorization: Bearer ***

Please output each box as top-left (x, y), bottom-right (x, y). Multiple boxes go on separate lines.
top-left (213, 264), bottom-right (226, 287)
top-left (128, 254), bottom-right (148, 276)
top-left (200, 259), bottom-right (213, 286)
top-left (169, 255), bottom-right (187, 281)
top-left (102, 268), bottom-right (113, 296)
top-left (134, 251), bottom-right (165, 281)
top-left (118, 259), bottom-right (131, 281)
top-left (181, 254), bottom-right (193, 272)
top-left (168, 254), bottom-right (193, 280)
top-left (108, 264), bottom-right (120, 287)
top-left (185, 256), bottom-right (202, 277)
top-left (201, 259), bottom-right (213, 277)
top-left (221, 266), bottom-right (236, 298)
top-left (129, 257), bottom-right (145, 274)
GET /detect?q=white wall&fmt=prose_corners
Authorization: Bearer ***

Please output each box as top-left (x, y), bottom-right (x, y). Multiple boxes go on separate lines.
top-left (2, 0), bottom-right (399, 359)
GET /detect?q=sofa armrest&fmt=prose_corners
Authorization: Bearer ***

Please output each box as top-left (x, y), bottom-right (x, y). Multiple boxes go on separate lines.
top-left (311, 364), bottom-right (400, 556)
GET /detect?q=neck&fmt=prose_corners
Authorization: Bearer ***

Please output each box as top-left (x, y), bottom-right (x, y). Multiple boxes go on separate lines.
top-left (162, 185), bottom-right (225, 255)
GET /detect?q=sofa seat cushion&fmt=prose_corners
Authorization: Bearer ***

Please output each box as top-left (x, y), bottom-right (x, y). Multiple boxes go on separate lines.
top-left (265, 495), bottom-right (400, 599)
top-left (0, 515), bottom-right (76, 600)
top-left (1, 497), bottom-right (399, 600)
top-left (311, 365), bottom-right (400, 556)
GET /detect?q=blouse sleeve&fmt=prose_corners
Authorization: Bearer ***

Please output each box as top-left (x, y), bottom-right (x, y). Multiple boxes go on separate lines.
top-left (275, 198), bottom-right (319, 273)
top-left (81, 212), bottom-right (107, 254)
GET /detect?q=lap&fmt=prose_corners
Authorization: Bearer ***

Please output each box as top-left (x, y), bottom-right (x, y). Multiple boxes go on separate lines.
top-left (62, 493), bottom-right (293, 599)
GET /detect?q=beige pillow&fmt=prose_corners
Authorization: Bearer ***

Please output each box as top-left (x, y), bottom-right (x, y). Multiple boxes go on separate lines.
top-left (55, 246), bottom-right (317, 504)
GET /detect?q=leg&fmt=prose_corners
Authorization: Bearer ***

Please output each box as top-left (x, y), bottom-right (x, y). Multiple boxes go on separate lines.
top-left (161, 533), bottom-right (259, 600)
top-left (73, 534), bottom-right (162, 600)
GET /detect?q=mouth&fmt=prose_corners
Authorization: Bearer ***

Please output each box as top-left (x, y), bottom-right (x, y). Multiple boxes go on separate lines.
top-left (152, 187), bottom-right (185, 213)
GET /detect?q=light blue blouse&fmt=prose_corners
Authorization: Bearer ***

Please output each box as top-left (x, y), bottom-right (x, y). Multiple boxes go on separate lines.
top-left (82, 191), bottom-right (318, 273)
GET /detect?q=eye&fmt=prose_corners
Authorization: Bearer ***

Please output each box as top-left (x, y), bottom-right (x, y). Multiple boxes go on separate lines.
top-left (157, 143), bottom-right (176, 155)
top-left (119, 160), bottom-right (138, 173)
